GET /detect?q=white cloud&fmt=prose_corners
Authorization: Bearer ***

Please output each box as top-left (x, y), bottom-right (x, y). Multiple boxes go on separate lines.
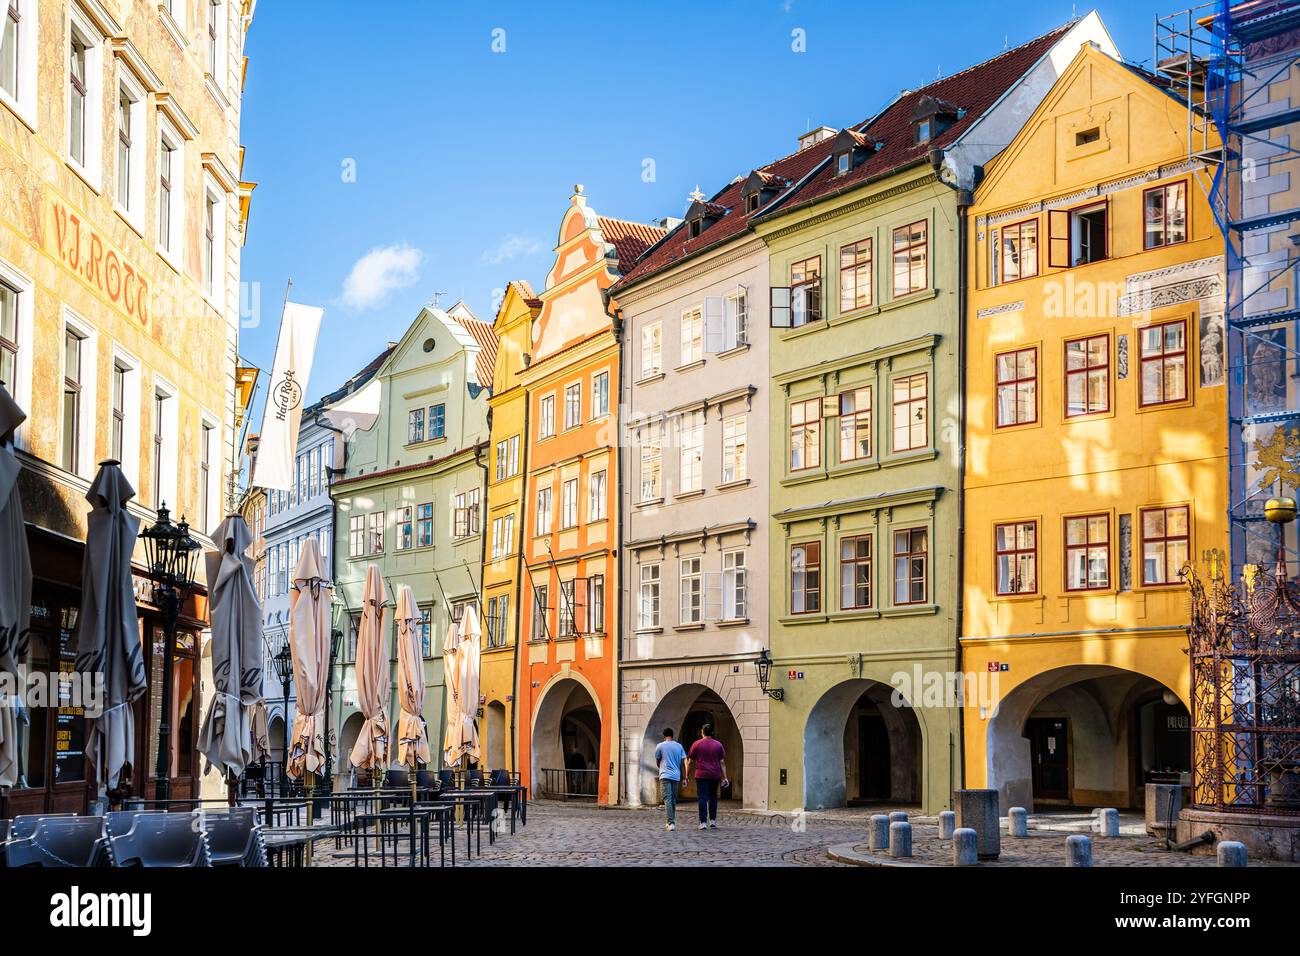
top-left (481, 234), bottom-right (543, 265)
top-left (340, 243), bottom-right (423, 311)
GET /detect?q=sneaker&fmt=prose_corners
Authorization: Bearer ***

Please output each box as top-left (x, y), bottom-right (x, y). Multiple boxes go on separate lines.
top-left (665, 823), bottom-right (675, 831)
top-left (709, 820), bottom-right (718, 829)
top-left (698, 823), bottom-right (708, 830)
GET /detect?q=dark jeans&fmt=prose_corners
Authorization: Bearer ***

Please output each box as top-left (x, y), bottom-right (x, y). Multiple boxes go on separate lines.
top-left (662, 779), bottom-right (678, 825)
top-left (696, 777), bottom-right (720, 823)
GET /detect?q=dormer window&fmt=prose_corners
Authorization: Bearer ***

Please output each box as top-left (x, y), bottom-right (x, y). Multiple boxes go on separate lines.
top-left (740, 169), bottom-right (786, 216)
top-left (911, 94), bottom-right (960, 146)
top-left (746, 193), bottom-right (760, 214)
top-left (915, 119), bottom-right (933, 144)
top-left (836, 152), bottom-right (851, 176)
top-left (689, 218), bottom-right (702, 239)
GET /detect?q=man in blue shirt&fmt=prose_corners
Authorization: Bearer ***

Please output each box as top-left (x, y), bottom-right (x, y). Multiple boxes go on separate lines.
top-left (653, 727), bottom-right (687, 831)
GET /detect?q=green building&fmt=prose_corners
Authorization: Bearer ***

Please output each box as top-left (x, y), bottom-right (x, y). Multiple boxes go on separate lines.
top-left (752, 20), bottom-right (1110, 812)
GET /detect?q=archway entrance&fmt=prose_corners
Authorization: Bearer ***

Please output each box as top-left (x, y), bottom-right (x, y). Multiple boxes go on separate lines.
top-left (638, 684), bottom-right (744, 807)
top-left (804, 679), bottom-right (921, 810)
top-left (987, 665), bottom-right (1190, 812)
top-left (532, 678), bottom-right (601, 799)
top-left (485, 700), bottom-right (507, 770)
top-left (337, 712), bottom-right (365, 789)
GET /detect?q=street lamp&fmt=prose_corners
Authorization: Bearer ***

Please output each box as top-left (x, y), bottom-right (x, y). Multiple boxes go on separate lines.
top-left (755, 648), bottom-right (784, 701)
top-left (264, 627), bottom-right (294, 795)
top-left (139, 503), bottom-right (202, 802)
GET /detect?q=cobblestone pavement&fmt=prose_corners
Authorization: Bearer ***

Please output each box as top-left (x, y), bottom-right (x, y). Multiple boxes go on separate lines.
top-left (315, 800), bottom-right (862, 867)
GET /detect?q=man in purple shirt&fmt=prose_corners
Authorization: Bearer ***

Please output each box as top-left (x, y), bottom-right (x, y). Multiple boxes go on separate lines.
top-left (685, 723), bottom-right (728, 829)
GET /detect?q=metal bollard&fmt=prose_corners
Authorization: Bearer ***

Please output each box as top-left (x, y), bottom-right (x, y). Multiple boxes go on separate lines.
top-left (953, 827), bottom-right (978, 866)
top-left (1008, 806), bottom-right (1028, 837)
top-left (889, 821), bottom-right (912, 858)
top-left (869, 813), bottom-right (890, 852)
top-left (938, 810), bottom-right (956, 839)
top-left (1066, 834), bottom-right (1092, 866)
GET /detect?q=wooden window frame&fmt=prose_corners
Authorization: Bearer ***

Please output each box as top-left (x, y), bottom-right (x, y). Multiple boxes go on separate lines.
top-left (1140, 504), bottom-right (1191, 588)
top-left (1064, 513), bottom-right (1111, 592)
top-left (994, 520), bottom-right (1038, 596)
top-left (839, 237), bottom-right (873, 314)
top-left (891, 220), bottom-right (928, 298)
top-left (892, 528), bottom-right (928, 605)
top-left (838, 386), bottom-right (872, 462)
top-left (1138, 319), bottom-right (1189, 408)
top-left (789, 255), bottom-right (822, 327)
top-left (839, 534), bottom-right (873, 610)
top-left (1064, 334), bottom-right (1110, 418)
top-left (995, 346), bottom-right (1038, 428)
top-left (789, 397), bottom-right (822, 472)
top-left (790, 540), bottom-right (821, 615)
top-left (891, 372), bottom-right (928, 453)
top-left (999, 217), bottom-right (1039, 283)
top-left (1143, 180), bottom-right (1188, 250)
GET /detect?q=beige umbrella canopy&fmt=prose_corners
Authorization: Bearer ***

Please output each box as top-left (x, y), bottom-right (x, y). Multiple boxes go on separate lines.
top-left (250, 700), bottom-right (271, 763)
top-left (74, 461), bottom-right (147, 796)
top-left (441, 612), bottom-right (461, 767)
top-left (349, 564), bottom-right (390, 773)
top-left (446, 606), bottom-right (482, 768)
top-left (285, 538), bottom-right (332, 780)
top-left (392, 585), bottom-right (429, 769)
top-left (0, 385), bottom-right (31, 790)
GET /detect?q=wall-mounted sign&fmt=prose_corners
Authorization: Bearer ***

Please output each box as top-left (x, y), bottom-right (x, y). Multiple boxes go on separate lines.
top-left (44, 188), bottom-right (152, 327)
top-left (787, 670), bottom-right (804, 680)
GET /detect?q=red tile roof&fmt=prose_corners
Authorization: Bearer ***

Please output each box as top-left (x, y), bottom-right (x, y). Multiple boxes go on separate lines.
top-left (612, 137), bottom-right (836, 292)
top-left (451, 313), bottom-right (499, 388)
top-left (765, 21), bottom-right (1077, 220)
top-left (597, 217), bottom-right (666, 274)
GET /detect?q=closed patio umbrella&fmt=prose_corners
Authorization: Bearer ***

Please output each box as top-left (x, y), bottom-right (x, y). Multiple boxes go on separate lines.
top-left (250, 700), bottom-right (271, 762)
top-left (197, 515), bottom-right (264, 787)
top-left (393, 585), bottom-right (429, 771)
top-left (0, 385), bottom-right (31, 790)
top-left (441, 612), bottom-right (461, 768)
top-left (349, 564), bottom-right (390, 779)
top-left (74, 460), bottom-right (147, 799)
top-left (285, 538), bottom-right (331, 781)
top-left (450, 606), bottom-right (482, 768)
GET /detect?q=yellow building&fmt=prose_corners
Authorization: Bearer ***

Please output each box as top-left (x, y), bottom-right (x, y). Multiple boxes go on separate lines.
top-left (479, 280), bottom-right (541, 773)
top-left (1, 1), bottom-right (254, 813)
top-left (962, 45), bottom-right (1225, 813)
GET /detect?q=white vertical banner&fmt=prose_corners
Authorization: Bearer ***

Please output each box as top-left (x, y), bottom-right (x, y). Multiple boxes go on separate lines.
top-left (253, 301), bottom-right (324, 490)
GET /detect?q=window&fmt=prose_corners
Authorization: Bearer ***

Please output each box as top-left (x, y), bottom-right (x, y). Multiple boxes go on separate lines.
top-left (1, 2), bottom-right (20, 103)
top-left (790, 398), bottom-right (822, 471)
top-left (746, 193), bottom-right (760, 213)
top-left (349, 515), bottom-right (365, 558)
top-left (564, 382), bottom-right (581, 429)
top-left (198, 421), bottom-right (215, 532)
top-left (1065, 335), bottom-right (1110, 417)
top-left (535, 486), bottom-right (552, 535)
top-left (641, 322), bottom-right (662, 379)
top-left (558, 580), bottom-right (575, 637)
top-left (157, 123), bottom-right (183, 260)
top-left (1061, 202), bottom-right (1107, 266)
top-left (202, 182), bottom-right (225, 301)
top-left (790, 255), bottom-right (822, 327)
top-left (320, 439), bottom-right (332, 490)
top-left (995, 348), bottom-right (1038, 427)
top-left (591, 371), bottom-right (609, 418)
top-left (419, 608), bottom-right (433, 659)
top-left (891, 373), bottom-right (928, 452)
top-left (1000, 219), bottom-right (1038, 283)
top-left (205, 0), bottom-right (226, 88)
top-left (680, 307), bottom-right (703, 365)
top-left (837, 151), bottom-right (851, 175)
top-left (110, 361), bottom-right (126, 462)
top-left (589, 574), bottom-right (605, 633)
top-left (1139, 321), bottom-right (1188, 407)
top-left (488, 595), bottom-right (510, 647)
top-left (588, 469), bottom-right (607, 520)
top-left (408, 407), bottom-right (425, 443)
top-left (560, 478), bottom-right (578, 529)
top-left (61, 328), bottom-right (83, 474)
top-left (116, 84), bottom-right (139, 214)
top-left (416, 502), bottom-right (433, 548)
top-left (1141, 505), bottom-right (1189, 586)
top-left (538, 395), bottom-right (555, 439)
top-left (1144, 182), bottom-right (1187, 249)
top-left (680, 557), bottom-right (703, 624)
top-left (309, 446), bottom-right (320, 498)
top-left (839, 535), bottom-right (872, 610)
top-left (995, 521), bottom-right (1037, 595)
top-left (367, 512), bottom-right (384, 554)
top-left (892, 221), bottom-right (928, 297)
top-left (893, 528), bottom-right (928, 605)
top-left (396, 507), bottom-right (413, 550)
top-left (790, 541), bottom-right (821, 614)
top-left (915, 118), bottom-right (933, 144)
top-left (722, 415), bottom-right (747, 483)
top-left (679, 410), bottom-right (703, 493)
top-left (68, 35), bottom-right (88, 168)
top-left (723, 550), bottom-right (747, 620)
top-left (727, 289), bottom-right (748, 348)
top-left (638, 564), bottom-right (660, 629)
top-left (453, 488), bottom-right (480, 538)
top-left (532, 585), bottom-right (549, 641)
top-left (428, 403), bottom-right (445, 440)
top-left (840, 238), bottom-right (873, 313)
top-left (1076, 127), bottom-right (1100, 146)
top-left (0, 279), bottom-right (16, 391)
top-left (495, 435), bottom-right (519, 481)
top-left (839, 387), bottom-right (872, 462)
top-left (640, 440), bottom-right (661, 501)
top-left (1065, 514), bottom-right (1110, 591)
top-left (491, 512), bottom-right (514, 559)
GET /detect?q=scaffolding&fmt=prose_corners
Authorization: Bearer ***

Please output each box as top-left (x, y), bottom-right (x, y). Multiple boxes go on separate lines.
top-left (1158, 0), bottom-right (1300, 575)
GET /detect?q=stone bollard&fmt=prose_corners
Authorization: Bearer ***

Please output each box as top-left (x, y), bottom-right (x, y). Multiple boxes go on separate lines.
top-left (1008, 806), bottom-right (1028, 837)
top-left (1217, 841), bottom-right (1247, 867)
top-left (869, 814), bottom-right (890, 852)
top-left (953, 828), bottom-right (978, 866)
top-left (938, 810), bottom-right (956, 839)
top-left (1145, 783), bottom-right (1183, 838)
top-left (889, 821), bottom-right (912, 858)
top-left (1098, 808), bottom-right (1120, 838)
top-left (889, 810), bottom-right (909, 824)
top-left (1066, 834), bottom-right (1092, 867)
top-left (954, 789), bottom-right (1001, 860)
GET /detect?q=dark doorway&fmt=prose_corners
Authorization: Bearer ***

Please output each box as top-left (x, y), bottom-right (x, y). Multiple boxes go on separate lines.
top-left (1027, 716), bottom-right (1070, 801)
top-left (856, 711), bottom-right (891, 802)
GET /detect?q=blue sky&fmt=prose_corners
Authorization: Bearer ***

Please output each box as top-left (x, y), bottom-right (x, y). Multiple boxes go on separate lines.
top-left (238, 1), bottom-right (1167, 414)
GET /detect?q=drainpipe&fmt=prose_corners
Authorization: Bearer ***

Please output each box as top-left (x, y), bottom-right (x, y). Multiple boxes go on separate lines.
top-left (612, 304), bottom-right (627, 805)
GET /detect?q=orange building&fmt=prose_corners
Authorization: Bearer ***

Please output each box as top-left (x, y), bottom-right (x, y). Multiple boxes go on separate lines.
top-left (516, 187), bottom-right (662, 803)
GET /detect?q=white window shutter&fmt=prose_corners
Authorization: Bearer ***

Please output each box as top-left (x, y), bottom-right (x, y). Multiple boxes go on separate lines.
top-left (722, 569), bottom-right (737, 620)
top-left (704, 297), bottom-right (725, 353)
top-left (770, 287), bottom-right (791, 328)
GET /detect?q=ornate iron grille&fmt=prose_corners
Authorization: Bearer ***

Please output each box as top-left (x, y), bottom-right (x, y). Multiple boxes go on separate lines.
top-left (1185, 550), bottom-right (1300, 814)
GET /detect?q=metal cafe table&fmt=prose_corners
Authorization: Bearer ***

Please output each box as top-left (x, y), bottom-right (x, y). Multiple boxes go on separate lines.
top-left (351, 804), bottom-right (454, 867)
top-left (263, 827), bottom-right (342, 867)
top-left (430, 790), bottom-right (500, 857)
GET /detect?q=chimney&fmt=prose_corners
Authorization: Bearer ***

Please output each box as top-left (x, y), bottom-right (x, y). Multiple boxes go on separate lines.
top-left (657, 216), bottom-right (684, 231)
top-left (798, 125), bottom-right (836, 151)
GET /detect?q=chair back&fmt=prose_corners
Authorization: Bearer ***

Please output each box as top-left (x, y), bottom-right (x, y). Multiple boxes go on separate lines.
top-left (11, 813), bottom-right (75, 840)
top-left (489, 769), bottom-right (511, 786)
top-left (386, 768), bottom-right (409, 788)
top-left (466, 769), bottom-right (484, 788)
top-left (6, 817), bottom-right (106, 868)
top-left (105, 810), bottom-right (165, 838)
top-left (203, 809), bottom-right (264, 867)
top-left (437, 768), bottom-right (456, 788)
top-left (416, 769), bottom-right (438, 790)
top-left (108, 811), bottom-right (211, 867)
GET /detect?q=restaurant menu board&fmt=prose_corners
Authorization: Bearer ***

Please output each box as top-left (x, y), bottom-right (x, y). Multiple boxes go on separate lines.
top-left (54, 611), bottom-right (86, 783)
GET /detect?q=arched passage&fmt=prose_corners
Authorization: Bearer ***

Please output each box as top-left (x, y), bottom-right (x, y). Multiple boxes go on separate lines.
top-left (804, 679), bottom-right (922, 810)
top-left (485, 700), bottom-right (507, 770)
top-left (986, 664), bottom-right (1190, 812)
top-left (532, 677), bottom-right (602, 799)
top-left (338, 711), bottom-right (365, 786)
top-left (638, 683), bottom-right (745, 807)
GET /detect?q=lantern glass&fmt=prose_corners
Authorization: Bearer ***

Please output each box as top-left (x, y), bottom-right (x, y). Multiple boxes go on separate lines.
top-left (756, 649), bottom-right (772, 689)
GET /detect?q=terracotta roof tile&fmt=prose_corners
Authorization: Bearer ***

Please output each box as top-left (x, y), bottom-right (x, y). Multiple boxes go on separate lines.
top-left (597, 216), bottom-right (667, 273)
top-left (451, 314), bottom-right (499, 388)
